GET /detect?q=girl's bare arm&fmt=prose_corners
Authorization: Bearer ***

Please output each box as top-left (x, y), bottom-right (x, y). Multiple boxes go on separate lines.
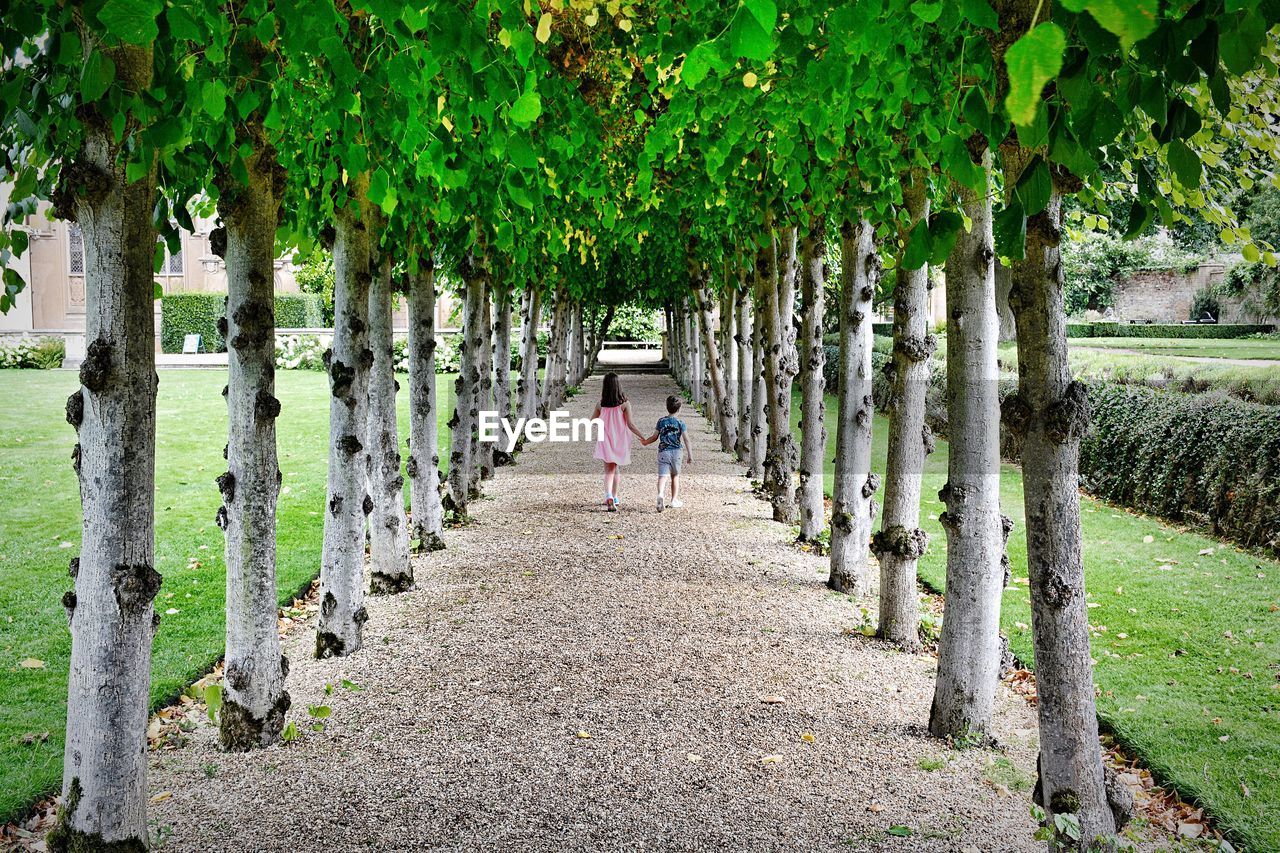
top-left (592, 403), bottom-right (601, 421)
top-left (622, 402), bottom-right (648, 439)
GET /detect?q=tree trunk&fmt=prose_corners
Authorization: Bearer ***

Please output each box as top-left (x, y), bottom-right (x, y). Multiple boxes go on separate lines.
top-left (797, 226), bottom-right (828, 543)
top-left (828, 219), bottom-right (880, 594)
top-left (695, 278), bottom-right (738, 453)
top-left (568, 301), bottom-right (586, 387)
top-left (735, 284), bottom-right (752, 461)
top-left (995, 263), bottom-right (1017, 342)
top-left (407, 260), bottom-right (445, 553)
top-left (721, 284), bottom-right (738, 430)
top-left (52, 81), bottom-right (159, 852)
top-left (747, 253), bottom-right (768, 481)
top-left (586, 304), bottom-right (615, 375)
top-left (216, 135), bottom-right (288, 751)
top-left (316, 185), bottom-right (373, 659)
top-left (687, 303), bottom-right (703, 407)
top-left (874, 182), bottom-right (933, 652)
top-left (474, 278), bottom-right (494, 486)
top-left (540, 287), bottom-right (571, 415)
top-left (517, 287), bottom-right (542, 423)
top-left (1008, 187), bottom-right (1119, 844)
top-left (492, 284), bottom-right (513, 465)
top-left (366, 255), bottom-right (412, 594)
top-left (930, 160), bottom-right (1008, 741)
top-left (762, 227), bottom-right (799, 523)
top-left (448, 255), bottom-right (484, 519)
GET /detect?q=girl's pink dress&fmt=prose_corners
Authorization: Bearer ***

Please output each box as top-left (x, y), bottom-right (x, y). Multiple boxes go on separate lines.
top-left (593, 404), bottom-right (632, 466)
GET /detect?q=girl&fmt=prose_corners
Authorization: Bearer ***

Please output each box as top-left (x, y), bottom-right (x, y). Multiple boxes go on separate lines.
top-left (592, 372), bottom-right (650, 511)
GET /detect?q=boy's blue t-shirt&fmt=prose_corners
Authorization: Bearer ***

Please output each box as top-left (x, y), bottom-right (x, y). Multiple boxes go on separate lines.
top-left (656, 415), bottom-right (685, 451)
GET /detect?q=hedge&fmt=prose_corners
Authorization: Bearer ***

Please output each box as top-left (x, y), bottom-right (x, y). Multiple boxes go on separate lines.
top-left (161, 292), bottom-right (326, 353)
top-left (1081, 384), bottom-right (1280, 553)
top-left (1066, 322), bottom-right (1273, 339)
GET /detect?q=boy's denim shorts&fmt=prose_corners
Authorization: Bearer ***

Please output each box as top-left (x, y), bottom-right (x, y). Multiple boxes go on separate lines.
top-left (658, 448), bottom-right (682, 476)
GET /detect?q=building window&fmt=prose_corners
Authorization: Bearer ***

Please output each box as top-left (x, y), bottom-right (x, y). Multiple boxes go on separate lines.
top-left (68, 224), bottom-right (85, 275)
top-left (166, 246), bottom-right (184, 275)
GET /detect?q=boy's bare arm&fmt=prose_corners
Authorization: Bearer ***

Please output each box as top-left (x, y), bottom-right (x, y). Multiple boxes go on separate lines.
top-left (641, 431), bottom-right (657, 446)
top-left (683, 432), bottom-right (693, 463)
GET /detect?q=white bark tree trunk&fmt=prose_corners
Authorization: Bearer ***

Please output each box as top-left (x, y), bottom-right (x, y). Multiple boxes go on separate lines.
top-left (408, 260), bottom-right (445, 553)
top-left (52, 64), bottom-right (160, 849)
top-left (447, 255), bottom-right (484, 519)
top-left (474, 277), bottom-right (494, 487)
top-left (797, 226), bottom-right (828, 543)
top-left (367, 256), bottom-right (412, 594)
top-left (216, 135), bottom-right (289, 750)
top-left (540, 287), bottom-right (571, 415)
top-left (747, 254), bottom-right (768, 481)
top-left (930, 160), bottom-right (1008, 741)
top-left (695, 278), bottom-right (738, 453)
top-left (763, 227), bottom-right (799, 523)
top-left (995, 264), bottom-right (1017, 342)
top-left (720, 284), bottom-right (738, 432)
top-left (1008, 186), bottom-right (1120, 843)
top-left (492, 284), bottom-right (513, 466)
top-left (586, 304), bottom-right (615, 376)
top-left (828, 219), bottom-right (880, 594)
top-left (735, 285), bottom-right (752, 461)
top-left (517, 287), bottom-right (543, 423)
top-left (316, 185), bottom-right (373, 659)
top-left (568, 301), bottom-right (586, 387)
top-left (874, 183), bottom-right (932, 652)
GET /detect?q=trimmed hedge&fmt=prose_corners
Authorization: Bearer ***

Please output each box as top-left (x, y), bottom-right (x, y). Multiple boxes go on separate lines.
top-left (161, 292), bottom-right (326, 353)
top-left (1066, 322), bottom-right (1273, 339)
top-left (1081, 384), bottom-right (1280, 553)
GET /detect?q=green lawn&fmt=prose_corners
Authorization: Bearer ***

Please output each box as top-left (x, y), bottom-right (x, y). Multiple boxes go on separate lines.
top-left (1066, 336), bottom-right (1280, 360)
top-left (792, 392), bottom-right (1280, 850)
top-left (0, 368), bottom-right (453, 823)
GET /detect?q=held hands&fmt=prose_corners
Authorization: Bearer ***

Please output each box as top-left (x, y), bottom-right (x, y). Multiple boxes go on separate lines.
top-left (641, 432), bottom-right (658, 447)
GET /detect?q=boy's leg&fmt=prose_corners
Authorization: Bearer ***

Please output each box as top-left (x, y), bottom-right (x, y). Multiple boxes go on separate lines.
top-left (670, 471), bottom-right (680, 504)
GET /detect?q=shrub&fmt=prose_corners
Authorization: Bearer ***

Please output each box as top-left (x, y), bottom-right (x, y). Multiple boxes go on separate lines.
top-left (607, 305), bottom-right (660, 341)
top-left (1220, 261), bottom-right (1280, 324)
top-left (0, 336), bottom-right (65, 369)
top-left (163, 292), bottom-right (330, 353)
top-left (274, 333), bottom-right (329, 371)
top-left (1081, 383), bottom-right (1280, 554)
top-left (1065, 322), bottom-right (1273, 339)
top-left (294, 254), bottom-right (335, 324)
top-left (1061, 231), bottom-right (1202, 317)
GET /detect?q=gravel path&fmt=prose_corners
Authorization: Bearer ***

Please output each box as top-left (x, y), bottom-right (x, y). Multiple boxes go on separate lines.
top-left (147, 373), bottom-right (1042, 852)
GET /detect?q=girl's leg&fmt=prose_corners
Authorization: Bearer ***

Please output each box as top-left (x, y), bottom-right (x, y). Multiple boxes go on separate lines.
top-left (604, 463), bottom-right (617, 500)
top-left (614, 467), bottom-right (623, 502)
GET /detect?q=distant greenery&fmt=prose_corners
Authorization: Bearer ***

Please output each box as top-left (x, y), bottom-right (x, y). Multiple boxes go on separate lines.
top-left (293, 253), bottom-right (336, 325)
top-left (1221, 261), bottom-right (1280, 324)
top-left (1065, 322), bottom-right (1271, 339)
top-left (0, 336), bottom-right (64, 369)
top-left (607, 304), bottom-right (660, 341)
top-left (160, 292), bottom-right (325, 353)
top-left (1061, 232), bottom-right (1202, 317)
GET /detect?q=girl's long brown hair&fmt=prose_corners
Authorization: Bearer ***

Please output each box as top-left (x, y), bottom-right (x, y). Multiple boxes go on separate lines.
top-left (600, 372), bottom-right (627, 408)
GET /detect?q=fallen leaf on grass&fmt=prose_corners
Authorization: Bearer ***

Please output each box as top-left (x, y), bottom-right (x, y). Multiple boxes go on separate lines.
top-left (19, 731), bottom-right (49, 745)
top-left (18, 658), bottom-right (44, 669)
top-left (149, 792), bottom-right (171, 804)
top-left (1143, 535), bottom-right (1154, 543)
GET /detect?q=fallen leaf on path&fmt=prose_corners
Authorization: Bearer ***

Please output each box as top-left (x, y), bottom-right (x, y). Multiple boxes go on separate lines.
top-left (759, 754), bottom-right (782, 764)
top-left (800, 732), bottom-right (816, 744)
top-left (150, 792), bottom-right (171, 804)
top-left (867, 804), bottom-right (884, 813)
top-left (760, 695), bottom-right (785, 704)
top-left (575, 730), bottom-right (592, 739)
top-left (686, 753), bottom-right (703, 763)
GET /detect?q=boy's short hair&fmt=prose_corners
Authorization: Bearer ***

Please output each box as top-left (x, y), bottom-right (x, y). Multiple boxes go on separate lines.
top-left (666, 395), bottom-right (681, 414)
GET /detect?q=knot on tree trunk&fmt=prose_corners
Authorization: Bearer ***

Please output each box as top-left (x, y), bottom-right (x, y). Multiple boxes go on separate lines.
top-left (347, 315), bottom-right (366, 338)
top-left (831, 509), bottom-right (853, 533)
top-left (862, 472), bottom-right (881, 499)
top-left (872, 525), bottom-right (929, 560)
top-left (353, 606), bottom-right (369, 626)
top-left (209, 226), bottom-right (227, 259)
top-left (405, 456), bottom-right (419, 478)
top-left (216, 471), bottom-right (236, 503)
top-left (1000, 392), bottom-right (1032, 437)
top-left (318, 224), bottom-right (336, 250)
top-left (61, 590), bottom-right (77, 626)
top-left (79, 337), bottom-right (113, 393)
top-left (898, 334), bottom-right (937, 363)
top-left (329, 359), bottom-right (355, 399)
top-left (1045, 381), bottom-right (1090, 445)
top-left (224, 661), bottom-right (251, 692)
top-left (360, 348), bottom-right (374, 370)
top-left (922, 423), bottom-right (936, 455)
top-left (64, 391), bottom-right (84, 429)
top-left (362, 494), bottom-right (374, 515)
top-left (1027, 209), bottom-right (1062, 248)
top-left (68, 557), bottom-right (79, 579)
top-left (849, 309), bottom-right (865, 328)
top-left (859, 284), bottom-right (875, 302)
top-left (110, 563), bottom-right (162, 611)
top-left (328, 495), bottom-right (343, 516)
top-left (337, 434), bottom-right (363, 455)
top-left (231, 300), bottom-right (274, 351)
top-left (1042, 568), bottom-right (1077, 609)
top-left (998, 632), bottom-right (1017, 679)
top-left (315, 632), bottom-right (345, 659)
top-left (215, 504), bottom-right (228, 530)
top-left (50, 159), bottom-right (113, 221)
top-left (255, 390), bottom-right (281, 421)
top-left (1104, 766), bottom-right (1135, 831)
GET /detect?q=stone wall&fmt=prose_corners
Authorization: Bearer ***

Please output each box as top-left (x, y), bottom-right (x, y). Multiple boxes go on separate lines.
top-left (1107, 262), bottom-right (1278, 325)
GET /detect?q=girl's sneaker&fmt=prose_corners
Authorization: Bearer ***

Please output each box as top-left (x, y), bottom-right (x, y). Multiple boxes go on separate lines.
top-left (605, 495), bottom-right (616, 512)
top-left (670, 499), bottom-right (684, 508)
top-left (656, 495), bottom-right (665, 512)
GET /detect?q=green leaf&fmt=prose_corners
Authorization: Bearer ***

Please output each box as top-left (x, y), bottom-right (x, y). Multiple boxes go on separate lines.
top-left (1078, 0), bottom-right (1158, 49)
top-left (307, 704), bottom-right (331, 719)
top-left (281, 721), bottom-right (299, 742)
top-left (368, 167), bottom-right (398, 216)
top-left (81, 51), bottom-right (116, 103)
top-left (1004, 23), bottom-right (1065, 127)
top-left (910, 2), bottom-right (943, 23)
top-left (962, 87), bottom-right (989, 135)
top-left (958, 0), bottom-right (997, 29)
top-left (1123, 199), bottom-right (1154, 239)
top-left (887, 826), bottom-right (914, 837)
top-left (743, 0), bottom-right (777, 32)
top-left (509, 30), bottom-right (535, 68)
top-left (1220, 11), bottom-right (1267, 75)
top-left (928, 211), bottom-right (964, 266)
top-left (730, 8), bottom-right (773, 62)
top-left (1015, 157), bottom-right (1052, 217)
top-left (509, 89), bottom-right (542, 127)
top-left (682, 42), bottom-right (716, 88)
top-left (994, 200), bottom-right (1027, 260)
top-left (902, 220), bottom-right (931, 271)
top-left (1166, 140), bottom-right (1202, 189)
top-left (202, 80), bottom-right (228, 121)
top-left (97, 0), bottom-right (162, 46)
top-left (204, 684), bottom-right (222, 724)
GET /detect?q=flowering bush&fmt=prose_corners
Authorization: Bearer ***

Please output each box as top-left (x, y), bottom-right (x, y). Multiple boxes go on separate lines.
top-left (274, 333), bottom-right (330, 371)
top-left (0, 336), bottom-right (65, 369)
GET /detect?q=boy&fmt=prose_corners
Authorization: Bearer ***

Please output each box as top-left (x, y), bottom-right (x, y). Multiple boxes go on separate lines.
top-left (646, 395), bottom-right (693, 511)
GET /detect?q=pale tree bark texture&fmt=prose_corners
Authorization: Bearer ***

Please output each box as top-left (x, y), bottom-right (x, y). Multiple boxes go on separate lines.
top-left (796, 226), bottom-right (828, 543)
top-left (828, 219), bottom-right (879, 595)
top-left (735, 283), bottom-right (752, 461)
top-left (930, 160), bottom-right (1009, 741)
top-left (407, 260), bottom-right (445, 553)
top-left (586, 303), bottom-right (615, 376)
top-left (367, 256), bottom-right (412, 594)
top-left (492, 284), bottom-right (514, 465)
top-left (448, 253), bottom-right (485, 519)
top-left (215, 133), bottom-right (289, 750)
top-left (687, 302), bottom-right (703, 406)
top-left (720, 284), bottom-right (738, 425)
top-left (874, 183), bottom-right (933, 651)
top-left (694, 277), bottom-right (737, 453)
top-left (747, 251), bottom-right (768, 481)
top-left (475, 278), bottom-right (495, 486)
top-left (540, 286), bottom-right (571, 415)
top-left (762, 227), bottom-right (799, 523)
top-left (316, 186), bottom-right (374, 659)
top-left (517, 287), bottom-right (542, 423)
top-left (51, 45), bottom-right (160, 852)
top-left (568, 301), bottom-right (586, 387)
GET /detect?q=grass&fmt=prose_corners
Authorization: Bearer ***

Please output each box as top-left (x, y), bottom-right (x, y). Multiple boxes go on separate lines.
top-left (792, 390), bottom-right (1280, 851)
top-left (0, 368), bottom-right (454, 823)
top-left (1066, 336), bottom-right (1280, 360)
